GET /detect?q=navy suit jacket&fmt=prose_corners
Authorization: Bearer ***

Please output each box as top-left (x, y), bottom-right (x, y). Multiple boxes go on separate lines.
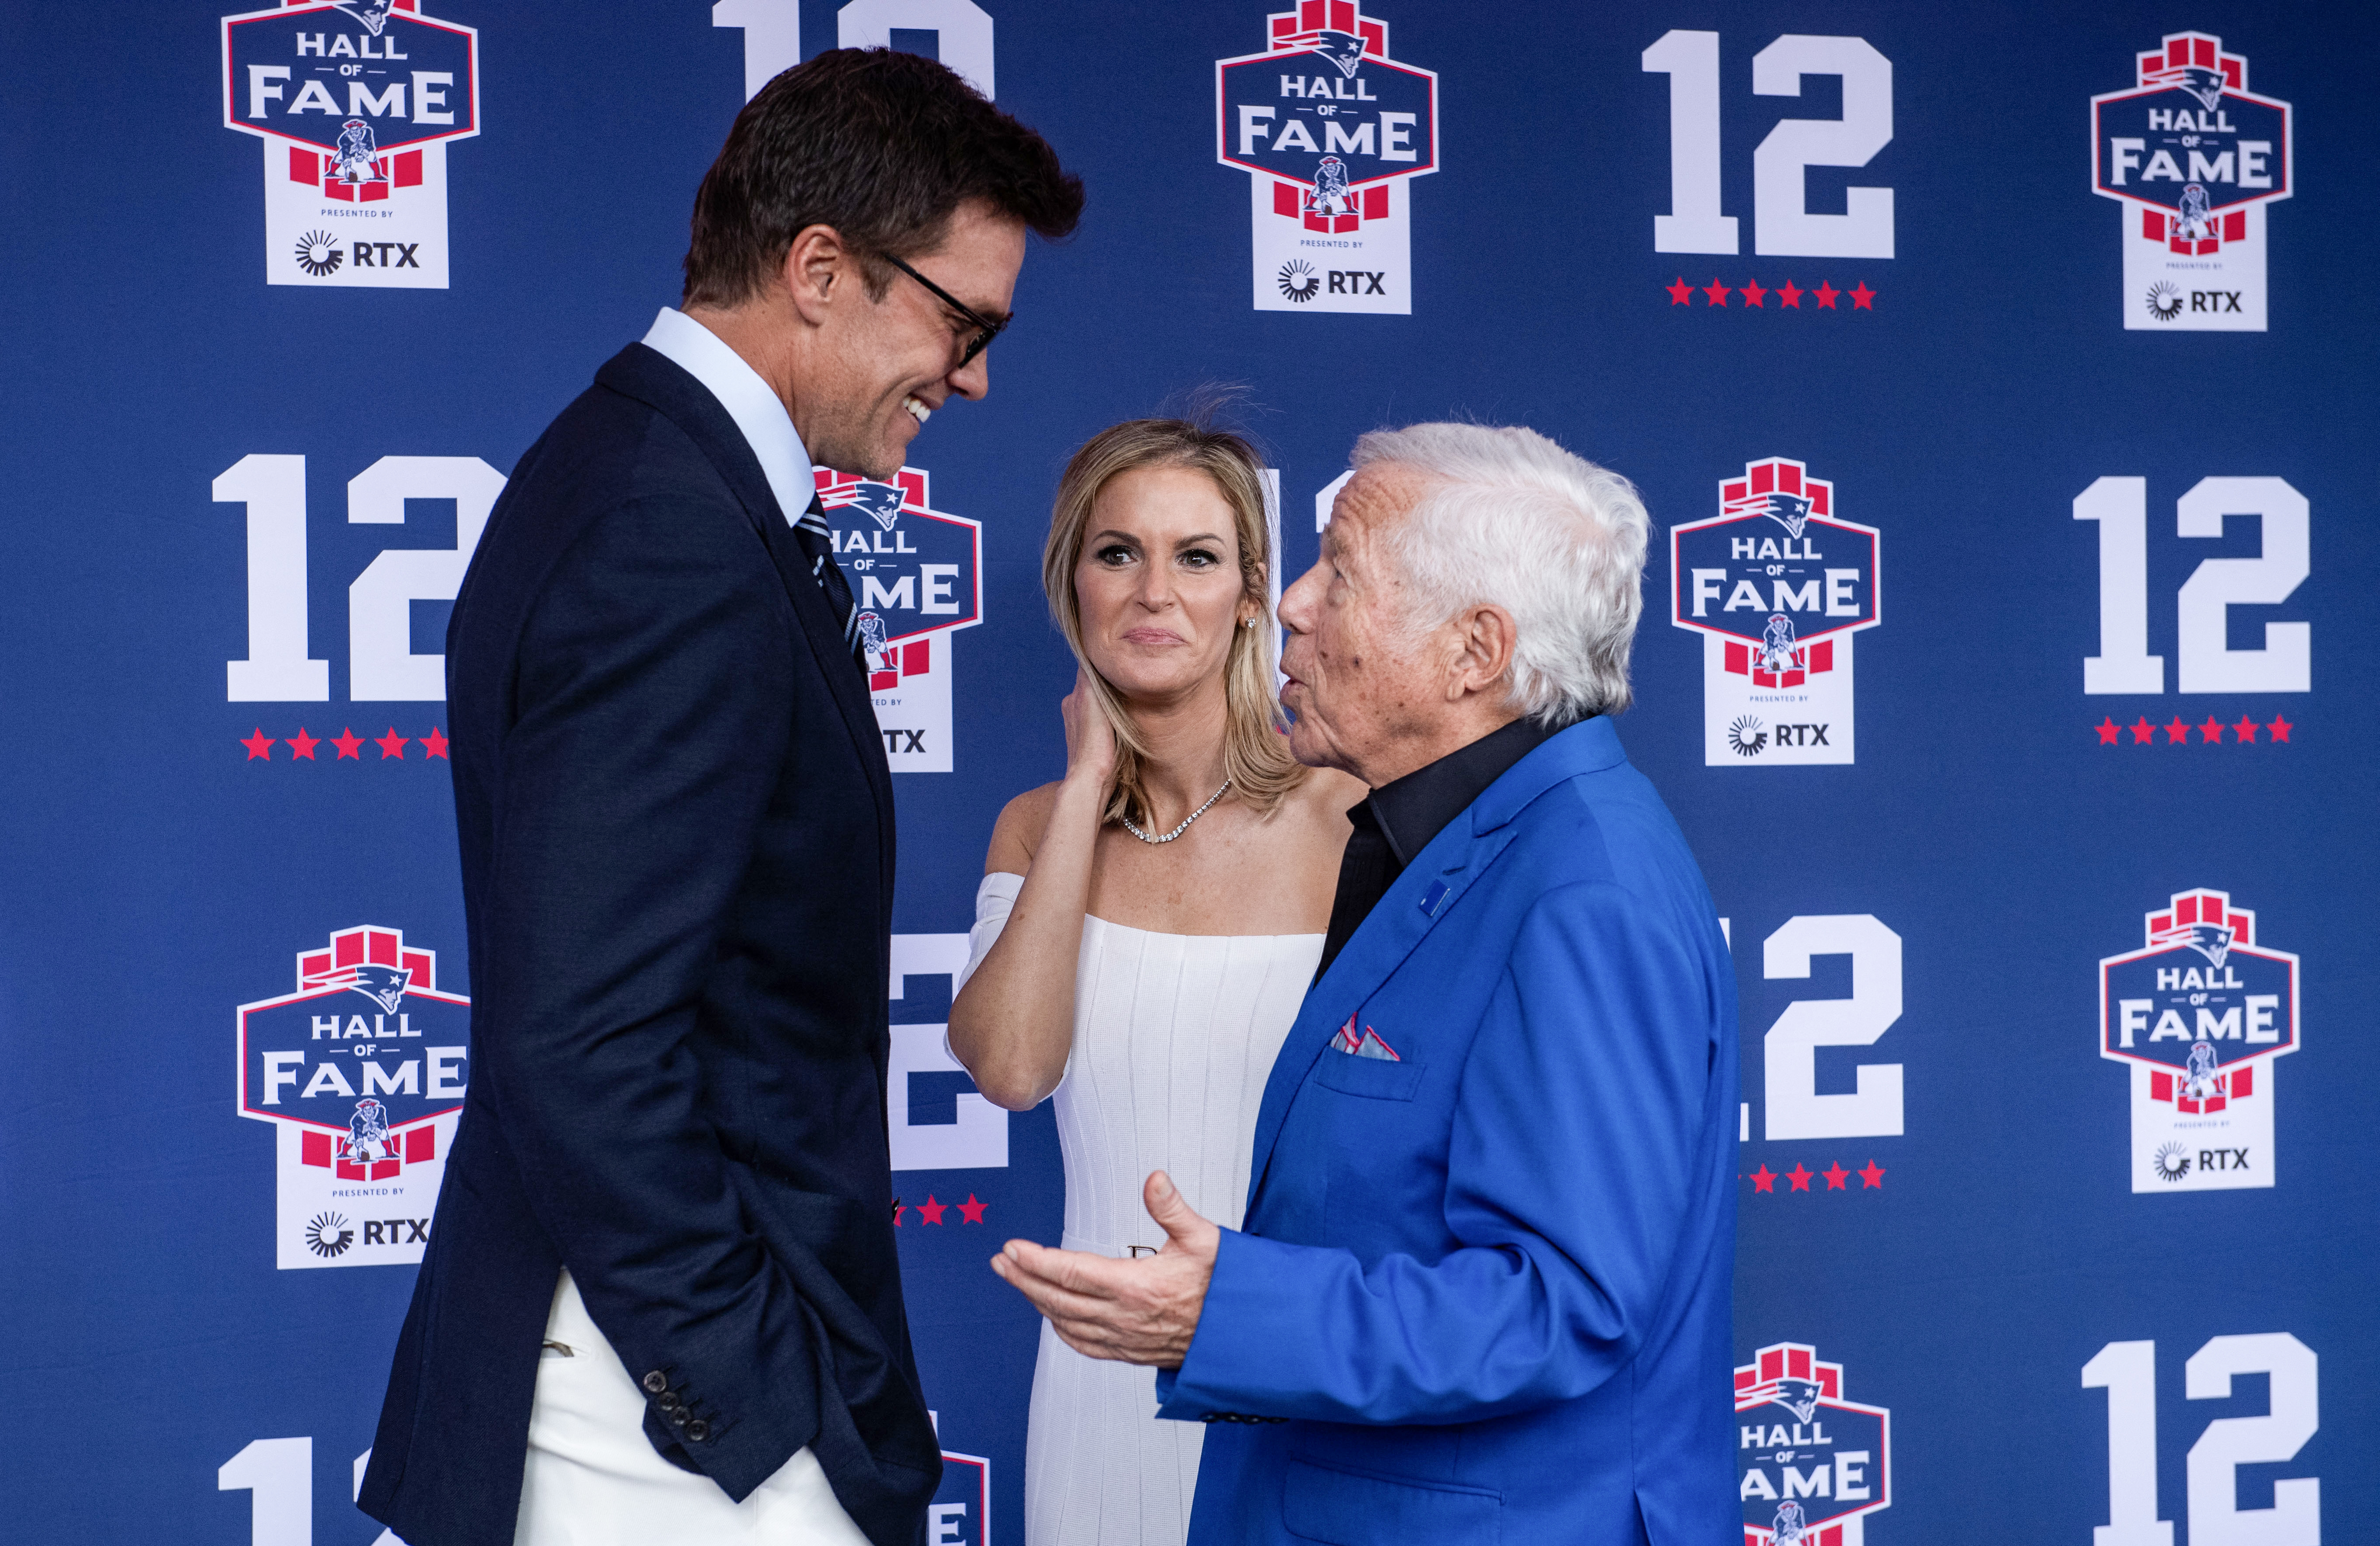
top-left (1156, 718), bottom-right (1738, 1544)
top-left (359, 344), bottom-right (938, 1546)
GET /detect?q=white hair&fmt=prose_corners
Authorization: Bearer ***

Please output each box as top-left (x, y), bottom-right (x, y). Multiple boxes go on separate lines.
top-left (1351, 422), bottom-right (1649, 722)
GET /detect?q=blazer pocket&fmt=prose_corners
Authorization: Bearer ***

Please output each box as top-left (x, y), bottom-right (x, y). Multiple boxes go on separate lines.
top-left (1312, 1053), bottom-right (1424, 1102)
top-left (1282, 1458), bottom-right (1499, 1545)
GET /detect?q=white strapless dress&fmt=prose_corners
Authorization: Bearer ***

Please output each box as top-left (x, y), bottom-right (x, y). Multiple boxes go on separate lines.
top-left (957, 872), bottom-right (1322, 1546)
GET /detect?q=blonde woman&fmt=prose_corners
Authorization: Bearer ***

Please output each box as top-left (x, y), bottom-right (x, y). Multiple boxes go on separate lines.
top-left (948, 419), bottom-right (1361, 1546)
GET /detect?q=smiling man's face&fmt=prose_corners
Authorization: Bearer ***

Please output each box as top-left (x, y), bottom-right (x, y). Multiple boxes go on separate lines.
top-left (798, 199), bottom-right (1026, 480)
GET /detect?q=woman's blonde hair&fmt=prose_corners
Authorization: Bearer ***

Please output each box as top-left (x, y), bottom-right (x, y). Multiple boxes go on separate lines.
top-left (1043, 418), bottom-right (1307, 828)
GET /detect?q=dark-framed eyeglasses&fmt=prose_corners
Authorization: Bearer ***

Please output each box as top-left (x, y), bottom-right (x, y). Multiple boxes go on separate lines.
top-left (883, 252), bottom-right (1009, 369)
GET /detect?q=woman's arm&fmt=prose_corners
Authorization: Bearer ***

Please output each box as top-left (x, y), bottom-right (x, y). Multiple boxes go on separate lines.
top-left (947, 672), bottom-right (1116, 1110)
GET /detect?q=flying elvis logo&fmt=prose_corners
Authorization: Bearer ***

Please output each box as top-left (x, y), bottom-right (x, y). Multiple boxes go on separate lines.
top-left (816, 466), bottom-right (984, 774)
top-left (222, 0), bottom-right (480, 287)
top-left (1216, 0), bottom-right (1438, 314)
top-left (2091, 32), bottom-right (2291, 331)
top-left (236, 925), bottom-right (469, 1269)
top-left (1671, 458), bottom-right (1881, 767)
top-left (2099, 888), bottom-right (2300, 1193)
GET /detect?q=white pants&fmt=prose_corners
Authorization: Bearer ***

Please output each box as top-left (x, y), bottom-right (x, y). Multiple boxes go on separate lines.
top-left (514, 1270), bottom-right (872, 1546)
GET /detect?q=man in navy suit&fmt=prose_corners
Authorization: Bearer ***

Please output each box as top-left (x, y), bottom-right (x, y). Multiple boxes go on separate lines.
top-left (994, 423), bottom-right (1738, 1543)
top-left (360, 52), bottom-right (1080, 1546)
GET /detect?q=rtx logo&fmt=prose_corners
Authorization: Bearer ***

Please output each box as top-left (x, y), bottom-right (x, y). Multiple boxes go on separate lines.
top-left (361, 1217), bottom-right (430, 1244)
top-left (1328, 270), bottom-right (1387, 294)
top-left (349, 241), bottom-right (423, 270)
top-left (1773, 723), bottom-right (1831, 747)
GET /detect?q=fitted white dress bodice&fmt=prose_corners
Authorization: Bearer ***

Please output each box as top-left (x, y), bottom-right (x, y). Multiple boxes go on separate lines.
top-left (957, 871), bottom-right (1322, 1546)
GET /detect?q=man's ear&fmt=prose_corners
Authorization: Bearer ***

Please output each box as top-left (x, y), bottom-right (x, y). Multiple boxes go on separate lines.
top-left (779, 224), bottom-right (856, 327)
top-left (1445, 604), bottom-right (1517, 702)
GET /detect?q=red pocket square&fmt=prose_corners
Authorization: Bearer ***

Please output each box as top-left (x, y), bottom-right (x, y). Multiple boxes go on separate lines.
top-left (1329, 1013), bottom-right (1402, 1062)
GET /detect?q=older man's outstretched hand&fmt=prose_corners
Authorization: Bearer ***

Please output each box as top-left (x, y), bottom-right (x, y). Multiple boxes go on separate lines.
top-left (991, 1169), bottom-right (1218, 1368)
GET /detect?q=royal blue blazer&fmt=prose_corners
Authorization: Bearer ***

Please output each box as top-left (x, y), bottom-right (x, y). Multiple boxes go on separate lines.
top-left (1156, 717), bottom-right (1739, 1545)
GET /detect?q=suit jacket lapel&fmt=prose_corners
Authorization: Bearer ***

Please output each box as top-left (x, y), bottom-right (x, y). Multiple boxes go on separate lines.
top-left (1243, 718), bottom-right (1632, 1210)
top-left (593, 345), bottom-right (895, 840)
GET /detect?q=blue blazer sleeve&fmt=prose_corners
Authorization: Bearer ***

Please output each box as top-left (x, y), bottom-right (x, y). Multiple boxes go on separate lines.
top-left (476, 490), bottom-right (821, 1490)
top-left (1160, 880), bottom-right (1716, 1426)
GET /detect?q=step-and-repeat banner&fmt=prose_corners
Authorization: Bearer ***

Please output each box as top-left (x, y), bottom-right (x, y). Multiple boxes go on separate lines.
top-left (1, 2), bottom-right (2372, 1541)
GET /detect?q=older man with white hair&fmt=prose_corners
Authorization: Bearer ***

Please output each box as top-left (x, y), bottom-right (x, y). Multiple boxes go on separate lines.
top-left (992, 423), bottom-right (1738, 1544)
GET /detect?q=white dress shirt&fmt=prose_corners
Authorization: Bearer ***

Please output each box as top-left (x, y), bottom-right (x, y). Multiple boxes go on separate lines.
top-left (640, 306), bottom-right (819, 522)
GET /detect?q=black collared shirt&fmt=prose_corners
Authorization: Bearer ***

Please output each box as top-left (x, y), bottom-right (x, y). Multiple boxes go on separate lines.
top-left (1314, 714), bottom-right (1567, 981)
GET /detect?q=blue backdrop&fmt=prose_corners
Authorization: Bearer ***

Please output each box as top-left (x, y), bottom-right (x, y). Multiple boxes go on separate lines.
top-left (1, 1), bottom-right (2372, 1542)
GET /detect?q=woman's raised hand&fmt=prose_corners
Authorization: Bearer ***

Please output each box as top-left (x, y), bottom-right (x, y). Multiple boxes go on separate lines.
top-left (1060, 667), bottom-right (1120, 790)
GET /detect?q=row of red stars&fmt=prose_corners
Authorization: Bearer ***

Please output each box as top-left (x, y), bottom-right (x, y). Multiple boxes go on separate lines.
top-left (894, 1193), bottom-right (989, 1226)
top-left (2095, 714), bottom-right (2294, 746)
top-left (1746, 1161), bottom-right (1884, 1193)
top-left (241, 726), bottom-right (449, 761)
top-left (1667, 276), bottom-right (1876, 310)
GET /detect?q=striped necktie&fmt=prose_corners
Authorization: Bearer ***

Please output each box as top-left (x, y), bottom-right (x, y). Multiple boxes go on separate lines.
top-left (792, 494), bottom-right (864, 665)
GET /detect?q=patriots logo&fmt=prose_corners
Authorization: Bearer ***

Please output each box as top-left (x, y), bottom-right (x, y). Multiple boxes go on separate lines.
top-left (344, 963), bottom-right (412, 1014)
top-left (1316, 29), bottom-right (1367, 77)
top-left (1759, 614), bottom-right (1797, 674)
top-left (2174, 64), bottom-right (2227, 111)
top-left (849, 482), bottom-right (904, 532)
top-left (1769, 1377), bottom-right (1823, 1425)
top-left (332, 118), bottom-right (379, 185)
top-left (2155, 919), bottom-right (2236, 968)
top-left (334, 0), bottom-right (397, 36)
top-left (857, 611), bottom-right (891, 661)
top-left (347, 1097), bottom-right (394, 1164)
top-left (1759, 491), bottom-right (1813, 539)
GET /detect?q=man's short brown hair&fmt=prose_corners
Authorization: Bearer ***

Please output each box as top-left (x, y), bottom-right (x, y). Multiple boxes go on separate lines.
top-left (683, 48), bottom-right (1083, 308)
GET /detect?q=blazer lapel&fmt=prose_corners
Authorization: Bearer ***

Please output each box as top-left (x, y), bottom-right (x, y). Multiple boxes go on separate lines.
top-left (1243, 717), bottom-right (1633, 1210)
top-left (593, 345), bottom-right (895, 841)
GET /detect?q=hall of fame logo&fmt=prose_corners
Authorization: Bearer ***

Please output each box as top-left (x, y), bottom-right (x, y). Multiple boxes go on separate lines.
top-left (236, 925), bottom-right (469, 1269)
top-left (1215, 0), bottom-right (1438, 314)
top-left (816, 466), bottom-right (983, 775)
top-left (1737, 1342), bottom-right (1890, 1546)
top-left (1671, 458), bottom-right (1880, 767)
top-left (2092, 32), bottom-right (2291, 331)
top-left (930, 1444), bottom-right (990, 1546)
top-left (222, 0), bottom-right (480, 288)
top-left (2099, 888), bottom-right (2299, 1193)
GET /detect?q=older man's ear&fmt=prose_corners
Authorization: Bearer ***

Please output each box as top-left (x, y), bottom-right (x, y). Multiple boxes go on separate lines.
top-left (1444, 604), bottom-right (1519, 704)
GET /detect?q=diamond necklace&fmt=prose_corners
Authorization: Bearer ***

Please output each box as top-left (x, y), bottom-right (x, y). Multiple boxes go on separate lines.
top-left (1119, 778), bottom-right (1232, 845)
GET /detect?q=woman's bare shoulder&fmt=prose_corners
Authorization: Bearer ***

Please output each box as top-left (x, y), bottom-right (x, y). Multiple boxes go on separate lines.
top-left (986, 782), bottom-right (1066, 874)
top-left (1284, 765), bottom-right (1370, 822)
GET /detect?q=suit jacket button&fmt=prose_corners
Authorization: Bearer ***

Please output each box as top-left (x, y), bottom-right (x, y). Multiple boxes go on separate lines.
top-left (658, 1391), bottom-right (683, 1411)
top-left (642, 1371), bottom-right (668, 1394)
top-left (685, 1419), bottom-right (710, 1442)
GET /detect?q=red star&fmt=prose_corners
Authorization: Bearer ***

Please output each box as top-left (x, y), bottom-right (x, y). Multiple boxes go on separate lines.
top-left (286, 727), bottom-right (320, 760)
top-left (1702, 277), bottom-right (1731, 307)
top-left (1749, 1165), bottom-right (1777, 1194)
top-left (1785, 1163), bottom-right (1814, 1192)
top-left (1666, 276), bottom-right (1694, 305)
top-left (1849, 281), bottom-right (1876, 310)
top-left (914, 1194), bottom-right (947, 1226)
top-left (2162, 717), bottom-right (2191, 745)
top-left (1858, 1161), bottom-right (1886, 1189)
top-left (2268, 714), bottom-right (2292, 743)
top-left (957, 1193), bottom-right (988, 1224)
top-left (375, 727), bottom-right (409, 759)
top-left (1740, 277), bottom-right (1768, 308)
top-left (240, 728), bottom-right (275, 761)
top-left (2232, 714), bottom-right (2260, 743)
top-left (1823, 1162), bottom-right (1850, 1190)
top-left (2198, 716), bottom-right (2226, 743)
top-left (1777, 280), bottom-right (1804, 308)
top-left (330, 727), bottom-right (365, 760)
top-left (2129, 717), bottom-right (2155, 744)
top-left (421, 726), bottom-right (451, 760)
top-left (1814, 281), bottom-right (1840, 309)
top-left (2095, 718), bottom-right (2121, 746)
